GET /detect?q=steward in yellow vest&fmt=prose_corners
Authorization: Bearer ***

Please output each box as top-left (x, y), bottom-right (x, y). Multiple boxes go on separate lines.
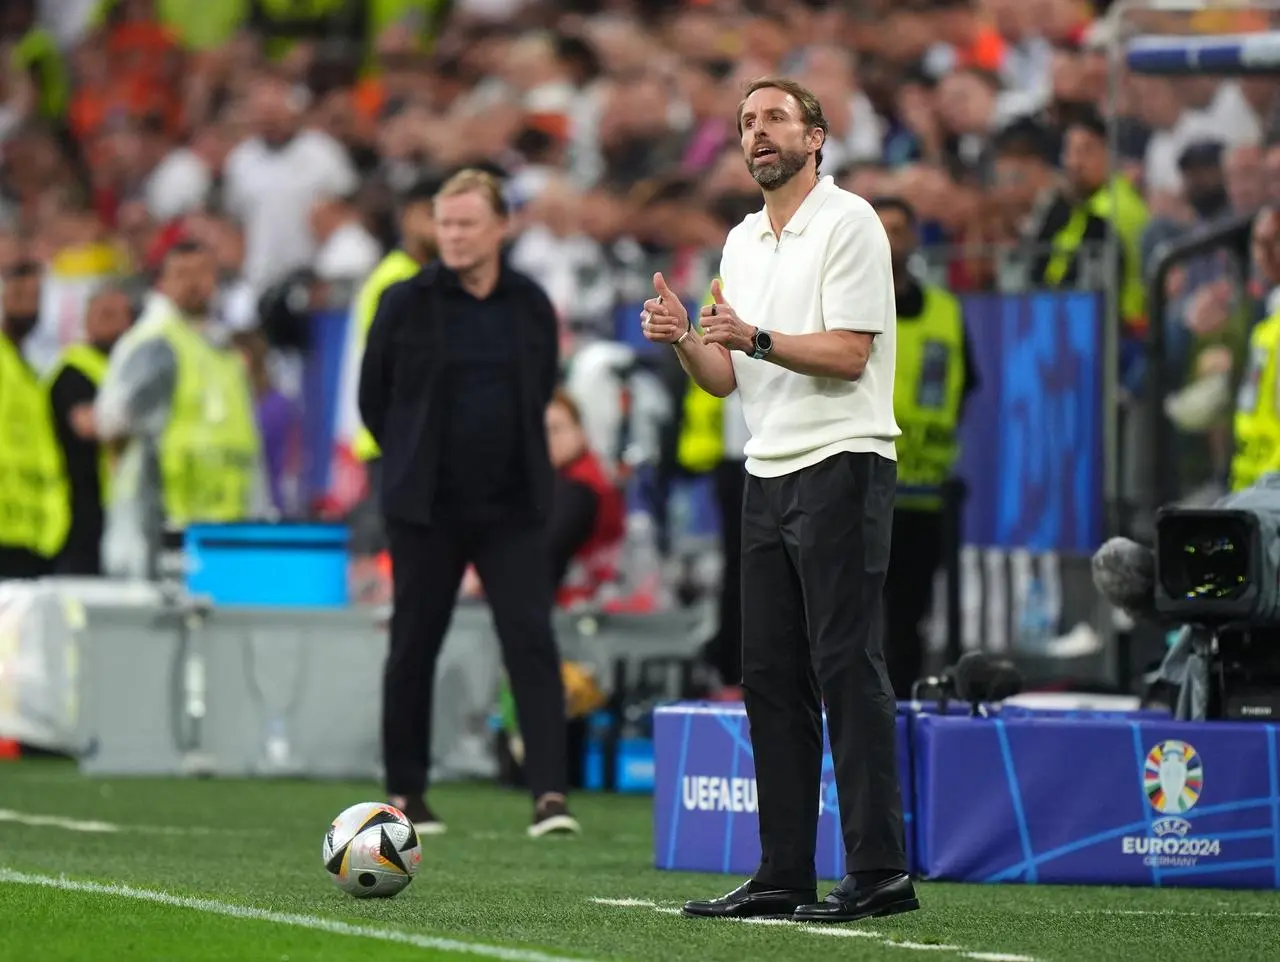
top-left (95, 244), bottom-right (262, 577)
top-left (1037, 109), bottom-right (1150, 334)
top-left (353, 180), bottom-right (438, 462)
top-left (94, 0), bottom-right (448, 55)
top-left (893, 281), bottom-right (972, 512)
top-left (1230, 310), bottom-right (1280, 492)
top-left (872, 196), bottom-right (979, 701)
top-left (677, 288), bottom-right (725, 475)
top-left (0, 263), bottom-right (68, 577)
top-left (130, 310), bottom-right (261, 527)
top-left (11, 25), bottom-right (70, 124)
top-left (44, 286), bottom-right (136, 574)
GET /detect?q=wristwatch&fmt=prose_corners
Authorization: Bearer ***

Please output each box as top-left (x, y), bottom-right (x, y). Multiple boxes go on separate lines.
top-left (750, 328), bottom-right (773, 360)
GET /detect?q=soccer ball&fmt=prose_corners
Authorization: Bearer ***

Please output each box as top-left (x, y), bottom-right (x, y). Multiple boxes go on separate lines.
top-left (322, 802), bottom-right (422, 898)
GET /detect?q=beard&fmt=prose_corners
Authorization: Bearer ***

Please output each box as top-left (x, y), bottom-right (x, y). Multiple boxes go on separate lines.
top-left (4, 313), bottom-right (37, 341)
top-left (747, 147), bottom-right (809, 190)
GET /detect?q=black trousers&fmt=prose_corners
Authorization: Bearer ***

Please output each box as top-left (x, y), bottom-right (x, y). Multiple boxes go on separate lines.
top-left (0, 548), bottom-right (53, 580)
top-left (702, 458), bottom-right (746, 685)
top-left (884, 508), bottom-right (944, 700)
top-left (741, 451), bottom-right (906, 889)
top-left (382, 516), bottom-right (568, 801)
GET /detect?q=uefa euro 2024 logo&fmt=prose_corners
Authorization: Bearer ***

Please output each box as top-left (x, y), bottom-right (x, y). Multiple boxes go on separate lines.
top-left (1144, 740), bottom-right (1203, 817)
top-left (1121, 739), bottom-right (1221, 866)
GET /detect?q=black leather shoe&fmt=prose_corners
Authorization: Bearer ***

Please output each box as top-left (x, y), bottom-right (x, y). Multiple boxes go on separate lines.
top-left (682, 880), bottom-right (817, 919)
top-left (792, 873), bottom-right (919, 923)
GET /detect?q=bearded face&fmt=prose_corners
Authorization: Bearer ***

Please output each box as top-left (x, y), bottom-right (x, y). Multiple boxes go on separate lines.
top-left (747, 142), bottom-right (810, 190)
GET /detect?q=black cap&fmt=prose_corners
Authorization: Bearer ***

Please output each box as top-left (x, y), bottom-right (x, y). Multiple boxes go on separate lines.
top-left (992, 115), bottom-right (1055, 162)
top-left (1177, 139), bottom-right (1225, 172)
top-left (401, 175), bottom-right (444, 207)
top-left (1062, 102), bottom-right (1107, 141)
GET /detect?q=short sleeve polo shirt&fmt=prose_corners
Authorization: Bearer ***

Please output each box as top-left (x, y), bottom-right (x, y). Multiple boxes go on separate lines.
top-left (721, 175), bottom-right (901, 478)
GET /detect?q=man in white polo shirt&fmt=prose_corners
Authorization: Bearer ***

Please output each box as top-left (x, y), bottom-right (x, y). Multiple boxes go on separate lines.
top-left (642, 77), bottom-right (916, 924)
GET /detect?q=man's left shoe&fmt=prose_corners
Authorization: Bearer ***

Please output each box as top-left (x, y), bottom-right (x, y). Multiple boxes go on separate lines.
top-left (791, 873), bottom-right (919, 924)
top-left (528, 796), bottom-right (581, 838)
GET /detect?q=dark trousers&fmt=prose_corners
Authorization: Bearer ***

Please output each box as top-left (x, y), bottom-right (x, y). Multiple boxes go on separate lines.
top-left (0, 548), bottom-right (53, 580)
top-left (382, 516), bottom-right (568, 801)
top-left (884, 508), bottom-right (944, 700)
top-left (741, 451), bottom-right (906, 889)
top-left (702, 458), bottom-right (746, 685)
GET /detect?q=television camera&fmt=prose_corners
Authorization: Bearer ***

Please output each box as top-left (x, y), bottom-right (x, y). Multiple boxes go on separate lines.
top-left (1094, 473), bottom-right (1280, 720)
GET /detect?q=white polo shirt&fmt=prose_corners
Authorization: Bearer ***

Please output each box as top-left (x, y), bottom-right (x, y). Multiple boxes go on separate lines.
top-left (721, 175), bottom-right (900, 478)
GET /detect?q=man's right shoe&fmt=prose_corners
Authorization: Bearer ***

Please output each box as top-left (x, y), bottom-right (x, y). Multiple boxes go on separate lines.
top-left (389, 795), bottom-right (447, 836)
top-left (682, 880), bottom-right (817, 920)
top-left (791, 872), bottom-right (919, 924)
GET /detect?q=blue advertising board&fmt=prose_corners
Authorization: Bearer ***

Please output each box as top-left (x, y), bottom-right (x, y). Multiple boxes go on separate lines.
top-left (914, 714), bottom-right (1280, 889)
top-left (953, 292), bottom-right (1105, 554)
top-left (301, 307), bottom-right (351, 502)
top-left (652, 703), bottom-right (914, 880)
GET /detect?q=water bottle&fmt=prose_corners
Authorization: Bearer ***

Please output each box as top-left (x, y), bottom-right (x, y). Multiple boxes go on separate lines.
top-left (1019, 577), bottom-right (1052, 653)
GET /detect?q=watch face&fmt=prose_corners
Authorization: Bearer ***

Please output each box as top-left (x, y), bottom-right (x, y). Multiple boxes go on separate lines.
top-left (756, 331), bottom-right (772, 352)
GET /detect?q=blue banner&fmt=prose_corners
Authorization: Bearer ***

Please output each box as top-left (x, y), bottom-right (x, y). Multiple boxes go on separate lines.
top-left (301, 307), bottom-right (353, 502)
top-left (915, 714), bottom-right (1280, 888)
top-left (954, 292), bottom-right (1105, 554)
top-left (652, 703), bottom-right (914, 879)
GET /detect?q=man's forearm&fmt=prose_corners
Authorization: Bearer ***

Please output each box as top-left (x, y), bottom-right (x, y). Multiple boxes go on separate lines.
top-left (674, 334), bottom-right (737, 397)
top-left (765, 329), bottom-right (872, 381)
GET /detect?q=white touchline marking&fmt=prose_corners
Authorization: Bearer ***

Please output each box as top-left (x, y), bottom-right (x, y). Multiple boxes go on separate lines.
top-left (0, 809), bottom-right (241, 836)
top-left (1062, 909), bottom-right (1273, 919)
top-left (0, 809), bottom-right (120, 833)
top-left (805, 928), bottom-right (883, 938)
top-left (588, 897), bottom-right (1038, 961)
top-left (0, 869), bottom-right (597, 962)
top-left (885, 943), bottom-right (960, 952)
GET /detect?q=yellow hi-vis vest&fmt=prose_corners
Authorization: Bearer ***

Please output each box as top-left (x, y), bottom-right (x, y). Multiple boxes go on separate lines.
top-left (1043, 175), bottom-right (1150, 330)
top-left (147, 319), bottom-right (261, 526)
top-left (353, 249), bottom-right (422, 462)
top-left (13, 28), bottom-right (69, 122)
top-left (45, 343), bottom-right (114, 507)
top-left (1230, 311), bottom-right (1280, 492)
top-left (0, 334), bottom-right (70, 558)
top-left (253, 0), bottom-right (359, 58)
top-left (677, 382), bottom-right (724, 474)
top-left (676, 287), bottom-right (724, 474)
top-left (893, 286), bottom-right (966, 512)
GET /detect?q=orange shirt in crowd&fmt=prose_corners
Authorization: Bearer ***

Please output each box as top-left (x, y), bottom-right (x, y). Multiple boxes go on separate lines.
top-left (69, 20), bottom-right (183, 142)
top-left (954, 26), bottom-right (1007, 74)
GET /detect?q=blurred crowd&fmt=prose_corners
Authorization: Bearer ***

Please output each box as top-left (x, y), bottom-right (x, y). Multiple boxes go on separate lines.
top-left (1, 0), bottom-right (1279, 508)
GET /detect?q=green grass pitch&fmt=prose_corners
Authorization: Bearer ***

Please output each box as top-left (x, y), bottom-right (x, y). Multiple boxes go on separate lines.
top-left (1, 759), bottom-right (1278, 961)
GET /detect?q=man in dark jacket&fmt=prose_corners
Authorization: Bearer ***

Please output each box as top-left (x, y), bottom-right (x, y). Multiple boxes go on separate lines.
top-left (358, 168), bottom-right (579, 838)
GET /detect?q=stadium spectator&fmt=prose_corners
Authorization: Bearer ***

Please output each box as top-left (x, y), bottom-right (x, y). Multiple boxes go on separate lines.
top-left (543, 387), bottom-right (626, 605)
top-left (231, 327), bottom-right (301, 518)
top-left (222, 69), bottom-right (357, 294)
